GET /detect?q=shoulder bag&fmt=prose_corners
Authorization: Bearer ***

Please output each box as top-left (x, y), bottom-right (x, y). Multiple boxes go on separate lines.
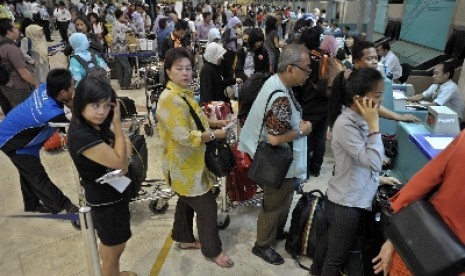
top-left (179, 96), bottom-right (235, 178)
top-left (247, 90), bottom-right (293, 189)
top-left (386, 200), bottom-right (465, 276)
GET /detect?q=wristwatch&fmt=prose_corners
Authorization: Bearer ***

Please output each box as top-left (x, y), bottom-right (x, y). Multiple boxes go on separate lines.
top-left (209, 131), bottom-right (216, 141)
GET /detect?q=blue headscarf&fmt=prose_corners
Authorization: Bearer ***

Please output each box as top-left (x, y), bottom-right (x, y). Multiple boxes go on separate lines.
top-left (69, 33), bottom-right (92, 63)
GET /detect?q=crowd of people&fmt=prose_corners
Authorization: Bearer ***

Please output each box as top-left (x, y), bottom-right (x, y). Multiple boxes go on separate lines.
top-left (1, 1), bottom-right (464, 276)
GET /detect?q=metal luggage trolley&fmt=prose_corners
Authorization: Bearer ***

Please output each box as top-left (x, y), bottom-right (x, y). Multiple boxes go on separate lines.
top-left (199, 103), bottom-right (264, 230)
top-left (215, 134), bottom-right (264, 230)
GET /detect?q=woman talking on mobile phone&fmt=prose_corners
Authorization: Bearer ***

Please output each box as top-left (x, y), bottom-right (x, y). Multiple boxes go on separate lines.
top-left (67, 76), bottom-right (135, 276)
top-left (310, 68), bottom-right (385, 275)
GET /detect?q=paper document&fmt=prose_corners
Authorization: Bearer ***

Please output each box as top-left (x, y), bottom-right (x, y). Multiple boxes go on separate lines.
top-left (106, 176), bottom-right (131, 193)
top-left (393, 90), bottom-right (406, 99)
top-left (425, 137), bottom-right (454, 150)
top-left (96, 170), bottom-right (131, 193)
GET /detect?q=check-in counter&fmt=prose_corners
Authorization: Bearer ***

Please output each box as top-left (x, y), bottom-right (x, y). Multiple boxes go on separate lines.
top-left (380, 81), bottom-right (428, 134)
top-left (387, 122), bottom-right (456, 183)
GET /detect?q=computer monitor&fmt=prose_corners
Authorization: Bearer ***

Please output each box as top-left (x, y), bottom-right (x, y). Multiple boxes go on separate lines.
top-left (426, 106), bottom-right (460, 136)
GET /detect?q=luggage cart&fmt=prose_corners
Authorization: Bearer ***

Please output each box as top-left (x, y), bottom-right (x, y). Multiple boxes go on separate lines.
top-left (215, 135), bottom-right (264, 230)
top-left (198, 103), bottom-right (263, 230)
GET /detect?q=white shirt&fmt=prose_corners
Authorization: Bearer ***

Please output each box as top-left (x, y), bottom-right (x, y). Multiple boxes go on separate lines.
top-left (380, 50), bottom-right (402, 80)
top-left (422, 79), bottom-right (464, 120)
top-left (54, 8), bottom-right (71, 22)
top-left (30, 2), bottom-right (39, 13)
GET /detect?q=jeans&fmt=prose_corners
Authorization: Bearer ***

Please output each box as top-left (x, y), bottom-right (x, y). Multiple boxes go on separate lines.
top-left (303, 113), bottom-right (328, 176)
top-left (312, 200), bottom-right (364, 276)
top-left (115, 55), bottom-right (132, 88)
top-left (5, 152), bottom-right (72, 213)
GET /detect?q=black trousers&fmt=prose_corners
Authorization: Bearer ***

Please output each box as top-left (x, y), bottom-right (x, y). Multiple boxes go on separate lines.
top-left (303, 113), bottom-right (328, 176)
top-left (171, 190), bottom-right (222, 258)
top-left (40, 20), bottom-right (51, 41)
top-left (57, 21), bottom-right (69, 42)
top-left (5, 152), bottom-right (72, 213)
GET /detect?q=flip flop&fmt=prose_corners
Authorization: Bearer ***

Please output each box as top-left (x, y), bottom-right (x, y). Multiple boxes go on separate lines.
top-left (178, 240), bottom-right (201, 250)
top-left (213, 253), bottom-right (234, 268)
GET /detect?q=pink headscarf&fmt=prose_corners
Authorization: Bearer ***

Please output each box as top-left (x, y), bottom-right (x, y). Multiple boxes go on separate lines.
top-left (321, 35), bottom-right (339, 57)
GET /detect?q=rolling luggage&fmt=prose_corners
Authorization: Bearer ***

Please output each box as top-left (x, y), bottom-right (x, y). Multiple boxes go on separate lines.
top-left (226, 144), bottom-right (257, 202)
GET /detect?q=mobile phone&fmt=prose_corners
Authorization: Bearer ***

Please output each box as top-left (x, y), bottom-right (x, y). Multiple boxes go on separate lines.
top-left (356, 96), bottom-right (376, 108)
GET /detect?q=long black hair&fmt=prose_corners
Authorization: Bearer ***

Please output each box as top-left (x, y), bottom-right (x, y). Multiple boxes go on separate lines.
top-left (247, 27), bottom-right (264, 51)
top-left (328, 68), bottom-right (383, 127)
top-left (71, 76), bottom-right (117, 138)
top-left (264, 15), bottom-right (277, 34)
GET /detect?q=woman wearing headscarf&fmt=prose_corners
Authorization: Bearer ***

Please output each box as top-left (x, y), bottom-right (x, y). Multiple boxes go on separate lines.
top-left (199, 42), bottom-right (241, 104)
top-left (221, 16), bottom-right (241, 79)
top-left (64, 15), bottom-right (104, 57)
top-left (68, 33), bottom-right (109, 86)
top-left (24, 25), bottom-right (49, 83)
top-left (320, 35), bottom-right (345, 89)
top-left (131, 11), bottom-right (144, 37)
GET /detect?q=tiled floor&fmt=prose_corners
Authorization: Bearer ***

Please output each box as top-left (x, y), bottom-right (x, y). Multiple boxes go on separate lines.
top-left (0, 31), bottom-right (335, 276)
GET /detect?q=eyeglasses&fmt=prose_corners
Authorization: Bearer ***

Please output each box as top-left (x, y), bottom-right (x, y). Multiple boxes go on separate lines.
top-left (291, 64), bottom-right (312, 75)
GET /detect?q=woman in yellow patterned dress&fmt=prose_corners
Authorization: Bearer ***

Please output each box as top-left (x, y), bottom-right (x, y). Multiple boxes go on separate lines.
top-left (156, 47), bottom-right (234, 268)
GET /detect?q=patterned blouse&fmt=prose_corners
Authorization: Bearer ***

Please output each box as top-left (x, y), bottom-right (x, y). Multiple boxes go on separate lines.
top-left (156, 82), bottom-right (214, 196)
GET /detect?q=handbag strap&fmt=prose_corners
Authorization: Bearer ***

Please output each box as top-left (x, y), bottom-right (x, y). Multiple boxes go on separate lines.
top-left (178, 95), bottom-right (206, 132)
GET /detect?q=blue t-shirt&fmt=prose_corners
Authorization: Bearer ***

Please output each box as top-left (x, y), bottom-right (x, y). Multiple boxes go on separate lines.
top-left (0, 84), bottom-right (67, 156)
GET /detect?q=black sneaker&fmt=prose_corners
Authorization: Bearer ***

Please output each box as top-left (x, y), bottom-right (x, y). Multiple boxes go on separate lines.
top-left (25, 202), bottom-right (54, 213)
top-left (252, 244), bottom-right (284, 265)
top-left (64, 201), bottom-right (79, 214)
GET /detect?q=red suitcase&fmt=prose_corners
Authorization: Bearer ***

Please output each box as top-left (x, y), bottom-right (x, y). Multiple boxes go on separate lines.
top-left (226, 144), bottom-right (257, 202)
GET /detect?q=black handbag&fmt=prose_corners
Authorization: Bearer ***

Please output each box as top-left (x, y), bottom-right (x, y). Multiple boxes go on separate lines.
top-left (247, 90), bottom-right (293, 189)
top-left (179, 96), bottom-right (235, 177)
top-left (386, 200), bottom-right (465, 276)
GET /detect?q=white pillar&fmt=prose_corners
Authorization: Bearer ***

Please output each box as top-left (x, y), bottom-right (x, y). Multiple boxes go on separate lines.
top-left (357, 0), bottom-right (366, 34)
top-left (366, 0), bottom-right (378, 41)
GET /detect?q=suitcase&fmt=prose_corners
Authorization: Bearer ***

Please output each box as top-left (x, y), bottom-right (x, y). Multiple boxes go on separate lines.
top-left (201, 101), bottom-right (232, 120)
top-left (226, 144), bottom-right (257, 202)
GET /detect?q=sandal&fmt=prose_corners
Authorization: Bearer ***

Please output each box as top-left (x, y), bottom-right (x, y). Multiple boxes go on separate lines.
top-left (213, 252), bottom-right (234, 268)
top-left (178, 240), bottom-right (201, 250)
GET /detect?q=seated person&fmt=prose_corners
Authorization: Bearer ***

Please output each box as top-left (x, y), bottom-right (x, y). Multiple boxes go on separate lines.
top-left (406, 62), bottom-right (464, 121)
top-left (376, 41), bottom-right (402, 80)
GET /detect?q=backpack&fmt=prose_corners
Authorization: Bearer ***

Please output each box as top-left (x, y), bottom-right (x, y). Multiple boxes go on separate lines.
top-left (0, 40), bottom-right (13, 85)
top-left (285, 190), bottom-right (327, 270)
top-left (71, 53), bottom-right (109, 83)
top-left (237, 71), bottom-right (272, 123)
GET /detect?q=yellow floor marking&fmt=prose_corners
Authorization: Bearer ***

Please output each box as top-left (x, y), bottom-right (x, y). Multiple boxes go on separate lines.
top-left (149, 230), bottom-right (174, 276)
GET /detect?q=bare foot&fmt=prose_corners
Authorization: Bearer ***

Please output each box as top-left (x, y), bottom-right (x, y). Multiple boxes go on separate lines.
top-left (213, 252), bottom-right (234, 268)
top-left (179, 240), bottom-right (201, 250)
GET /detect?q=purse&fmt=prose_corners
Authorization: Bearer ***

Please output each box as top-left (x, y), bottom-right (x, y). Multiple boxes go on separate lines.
top-left (179, 96), bottom-right (235, 178)
top-left (247, 90), bottom-right (293, 189)
top-left (386, 200), bottom-right (465, 276)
